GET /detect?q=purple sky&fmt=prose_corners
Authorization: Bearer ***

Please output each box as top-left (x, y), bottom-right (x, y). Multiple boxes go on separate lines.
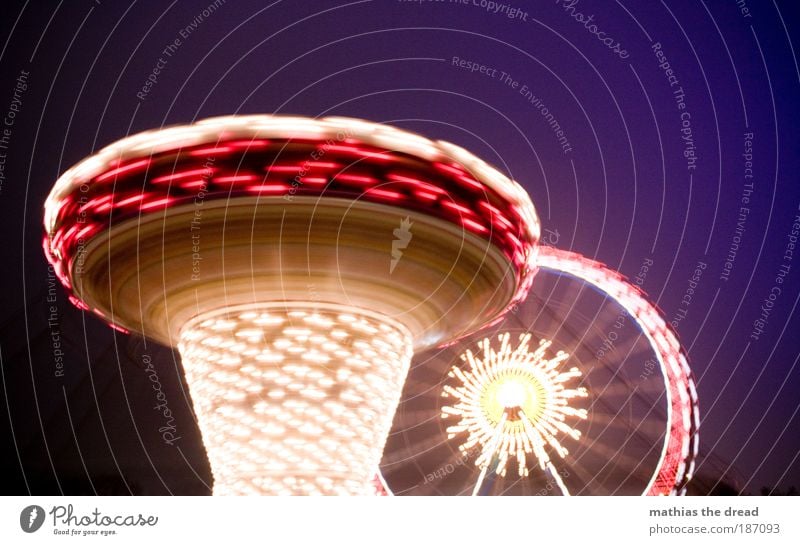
top-left (0, 0), bottom-right (798, 495)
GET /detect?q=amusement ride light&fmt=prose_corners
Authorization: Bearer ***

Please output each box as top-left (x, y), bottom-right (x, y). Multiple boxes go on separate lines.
top-left (43, 115), bottom-right (698, 496)
top-left (43, 115), bottom-right (539, 495)
top-left (441, 332), bottom-right (588, 495)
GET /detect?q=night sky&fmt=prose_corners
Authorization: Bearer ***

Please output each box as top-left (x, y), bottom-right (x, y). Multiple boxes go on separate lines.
top-left (1, 0), bottom-right (798, 495)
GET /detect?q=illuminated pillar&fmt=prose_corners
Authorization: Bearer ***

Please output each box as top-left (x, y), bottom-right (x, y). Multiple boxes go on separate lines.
top-left (179, 304), bottom-right (412, 495)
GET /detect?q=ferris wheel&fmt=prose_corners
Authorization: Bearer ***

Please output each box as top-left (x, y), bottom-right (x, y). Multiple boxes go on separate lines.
top-left (380, 246), bottom-right (699, 496)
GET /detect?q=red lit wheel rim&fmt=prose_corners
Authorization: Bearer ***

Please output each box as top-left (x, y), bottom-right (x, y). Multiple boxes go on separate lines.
top-left (377, 246), bottom-right (699, 496)
top-left (534, 246), bottom-right (699, 495)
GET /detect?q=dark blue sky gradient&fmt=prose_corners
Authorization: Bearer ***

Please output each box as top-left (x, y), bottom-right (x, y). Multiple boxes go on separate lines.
top-left (0, 0), bottom-right (798, 495)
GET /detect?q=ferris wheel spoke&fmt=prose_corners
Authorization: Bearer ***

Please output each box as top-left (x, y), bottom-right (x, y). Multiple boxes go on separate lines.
top-left (544, 460), bottom-right (570, 496)
top-left (587, 409), bottom-right (660, 441)
top-left (557, 457), bottom-right (607, 496)
top-left (579, 438), bottom-right (651, 475)
top-left (592, 380), bottom-right (648, 399)
top-left (471, 413), bottom-right (507, 496)
top-left (588, 400), bottom-right (669, 454)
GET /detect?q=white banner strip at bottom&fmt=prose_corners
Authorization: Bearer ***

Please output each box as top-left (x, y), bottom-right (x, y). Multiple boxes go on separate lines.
top-left (2, 496), bottom-right (798, 544)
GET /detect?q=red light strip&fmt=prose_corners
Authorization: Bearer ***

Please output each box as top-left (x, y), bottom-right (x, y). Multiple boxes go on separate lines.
top-left (434, 162), bottom-right (484, 191)
top-left (227, 139), bottom-right (270, 148)
top-left (479, 201), bottom-right (515, 230)
top-left (139, 197), bottom-right (175, 210)
top-left (180, 179), bottom-right (208, 189)
top-left (245, 183), bottom-right (289, 194)
top-left (79, 195), bottom-right (113, 214)
top-left (151, 168), bottom-right (215, 185)
top-left (213, 174), bottom-right (259, 185)
top-left (460, 217), bottom-right (488, 233)
top-left (188, 146), bottom-right (234, 157)
top-left (95, 158), bottom-right (151, 183)
top-left (413, 190), bottom-right (439, 202)
top-left (365, 188), bottom-right (404, 200)
top-left (386, 173), bottom-right (447, 195)
top-left (305, 161), bottom-right (341, 170)
top-left (76, 224), bottom-right (100, 240)
top-left (298, 177), bottom-right (327, 186)
top-left (115, 193), bottom-right (145, 207)
top-left (333, 174), bottom-right (377, 185)
top-left (440, 200), bottom-right (476, 216)
top-left (68, 294), bottom-right (89, 311)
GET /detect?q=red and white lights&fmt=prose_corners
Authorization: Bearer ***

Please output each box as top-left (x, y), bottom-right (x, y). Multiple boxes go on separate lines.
top-left (42, 115), bottom-right (697, 496)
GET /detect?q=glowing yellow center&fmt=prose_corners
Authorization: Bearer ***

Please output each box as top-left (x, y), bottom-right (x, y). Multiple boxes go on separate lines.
top-left (482, 374), bottom-right (545, 425)
top-left (497, 380), bottom-right (526, 408)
